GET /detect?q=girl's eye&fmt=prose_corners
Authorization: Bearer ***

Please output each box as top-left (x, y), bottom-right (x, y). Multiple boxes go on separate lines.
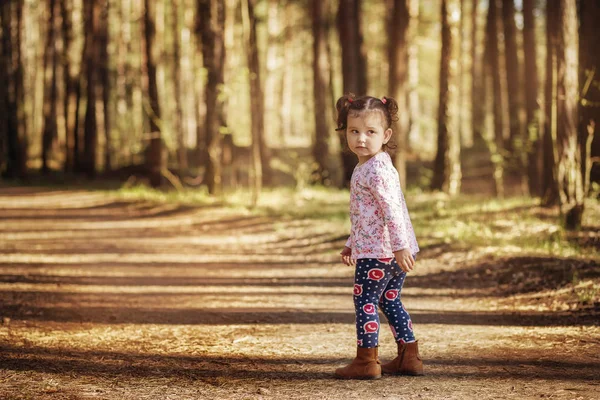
top-left (350, 130), bottom-right (359, 134)
top-left (368, 130), bottom-right (375, 135)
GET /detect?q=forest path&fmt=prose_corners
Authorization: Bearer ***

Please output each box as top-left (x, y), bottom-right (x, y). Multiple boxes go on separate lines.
top-left (0, 187), bottom-right (598, 400)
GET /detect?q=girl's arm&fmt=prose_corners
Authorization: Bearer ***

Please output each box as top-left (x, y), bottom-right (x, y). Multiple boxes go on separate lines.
top-left (367, 167), bottom-right (409, 252)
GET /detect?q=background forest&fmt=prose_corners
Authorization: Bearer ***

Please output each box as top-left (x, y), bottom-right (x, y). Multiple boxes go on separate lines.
top-left (1, 0), bottom-right (599, 229)
top-left (2, 2), bottom-right (600, 398)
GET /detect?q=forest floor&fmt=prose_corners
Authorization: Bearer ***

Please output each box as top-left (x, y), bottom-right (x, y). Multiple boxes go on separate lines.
top-left (0, 185), bottom-right (599, 400)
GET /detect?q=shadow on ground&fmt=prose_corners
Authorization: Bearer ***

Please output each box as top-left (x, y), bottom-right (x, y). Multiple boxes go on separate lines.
top-left (1, 344), bottom-right (599, 382)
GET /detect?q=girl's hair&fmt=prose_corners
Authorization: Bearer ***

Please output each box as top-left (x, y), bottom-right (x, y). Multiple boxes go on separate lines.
top-left (335, 93), bottom-right (399, 150)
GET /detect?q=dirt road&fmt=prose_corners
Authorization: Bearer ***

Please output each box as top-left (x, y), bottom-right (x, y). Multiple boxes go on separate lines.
top-left (0, 187), bottom-right (598, 399)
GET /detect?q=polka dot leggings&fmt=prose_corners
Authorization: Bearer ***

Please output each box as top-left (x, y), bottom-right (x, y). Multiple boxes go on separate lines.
top-left (353, 257), bottom-right (416, 348)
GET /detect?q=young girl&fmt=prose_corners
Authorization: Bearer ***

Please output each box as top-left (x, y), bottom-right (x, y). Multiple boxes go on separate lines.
top-left (334, 94), bottom-right (423, 380)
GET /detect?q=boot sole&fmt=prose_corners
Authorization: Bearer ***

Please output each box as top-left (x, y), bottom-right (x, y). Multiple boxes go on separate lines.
top-left (334, 374), bottom-right (382, 380)
top-left (382, 371), bottom-right (424, 376)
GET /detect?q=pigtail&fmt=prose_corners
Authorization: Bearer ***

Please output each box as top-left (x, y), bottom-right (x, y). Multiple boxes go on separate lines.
top-left (381, 96), bottom-right (399, 125)
top-left (380, 96), bottom-right (399, 152)
top-left (335, 93), bottom-right (356, 131)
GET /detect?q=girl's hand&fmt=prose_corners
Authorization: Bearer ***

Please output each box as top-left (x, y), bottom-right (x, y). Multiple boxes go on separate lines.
top-left (394, 248), bottom-right (415, 273)
top-left (340, 246), bottom-right (355, 266)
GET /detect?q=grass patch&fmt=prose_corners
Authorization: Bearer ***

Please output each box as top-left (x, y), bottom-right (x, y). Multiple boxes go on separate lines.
top-left (112, 185), bottom-right (351, 221)
top-left (107, 184), bottom-right (599, 260)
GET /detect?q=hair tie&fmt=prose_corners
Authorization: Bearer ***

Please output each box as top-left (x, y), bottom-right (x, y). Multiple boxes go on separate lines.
top-left (381, 97), bottom-right (387, 104)
top-left (348, 98), bottom-right (353, 103)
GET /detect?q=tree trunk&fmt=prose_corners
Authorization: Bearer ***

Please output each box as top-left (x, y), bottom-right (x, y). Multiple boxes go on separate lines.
top-left (457, 0), bottom-right (465, 147)
top-left (41, 0), bottom-right (59, 174)
top-left (193, 0), bottom-right (206, 171)
top-left (246, 0), bottom-right (269, 188)
top-left (98, 0), bottom-right (110, 172)
top-left (242, 0), bottom-right (265, 204)
top-left (14, 1), bottom-right (27, 177)
top-left (265, 0), bottom-right (283, 148)
top-left (312, 0), bottom-right (331, 185)
top-left (73, 28), bottom-right (88, 174)
top-left (279, 2), bottom-right (293, 147)
top-left (542, 0), bottom-right (559, 205)
top-left (502, 0), bottom-right (524, 154)
top-left (431, 0), bottom-right (461, 195)
top-left (471, 0), bottom-right (485, 147)
top-left (142, 0), bottom-right (163, 187)
top-left (194, 42), bottom-right (206, 171)
top-left (485, 0), bottom-right (506, 197)
top-left (325, 0), bottom-right (338, 180)
top-left (197, 0), bottom-right (225, 195)
top-left (0, 16), bottom-right (6, 176)
top-left (172, 0), bottom-right (187, 174)
top-left (82, 0), bottom-right (100, 178)
top-left (0, 1), bottom-right (26, 178)
top-left (407, 0), bottom-right (420, 158)
top-left (337, 0), bottom-right (366, 187)
top-left (554, 0), bottom-right (583, 229)
top-left (115, 0), bottom-right (132, 167)
top-left (579, 0), bottom-right (600, 189)
top-left (337, 0), bottom-right (366, 96)
top-left (387, 0), bottom-right (409, 187)
top-left (60, 0), bottom-right (76, 173)
top-left (523, 0), bottom-right (542, 196)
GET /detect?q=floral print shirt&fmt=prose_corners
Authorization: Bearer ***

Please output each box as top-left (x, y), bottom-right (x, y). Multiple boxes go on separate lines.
top-left (345, 151), bottom-right (419, 260)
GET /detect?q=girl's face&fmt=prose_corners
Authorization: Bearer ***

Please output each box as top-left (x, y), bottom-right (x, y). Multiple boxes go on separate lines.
top-left (346, 111), bottom-right (392, 164)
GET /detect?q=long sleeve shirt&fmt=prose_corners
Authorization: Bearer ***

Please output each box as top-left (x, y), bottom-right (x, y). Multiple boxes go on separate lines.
top-left (345, 151), bottom-right (419, 260)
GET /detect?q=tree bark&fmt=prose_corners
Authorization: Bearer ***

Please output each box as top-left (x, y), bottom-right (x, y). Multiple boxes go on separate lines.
top-left (279, 2), bottom-right (293, 146)
top-left (73, 25), bottom-right (88, 174)
top-left (471, 0), bottom-right (485, 147)
top-left (243, 0), bottom-right (266, 203)
top-left (98, 0), bottom-right (110, 172)
top-left (245, 0), bottom-right (269, 188)
top-left (431, 0), bottom-right (461, 195)
top-left (82, 0), bottom-right (100, 178)
top-left (14, 1), bottom-right (27, 177)
top-left (337, 0), bottom-right (366, 187)
top-left (41, 0), bottom-right (59, 174)
top-left (387, 0), bottom-right (409, 188)
top-left (172, 0), bottom-right (187, 174)
top-left (407, 0), bottom-right (420, 158)
top-left (0, 16), bottom-right (6, 176)
top-left (197, 0), bottom-right (225, 195)
top-left (312, 0), bottom-right (331, 185)
top-left (523, 0), bottom-right (542, 196)
top-left (457, 0), bottom-right (465, 146)
top-left (0, 1), bottom-right (26, 178)
top-left (265, 0), bottom-right (284, 148)
top-left (142, 0), bottom-right (163, 187)
top-left (484, 0), bottom-right (506, 197)
top-left (554, 0), bottom-right (583, 229)
top-left (193, 0), bottom-right (206, 170)
top-left (502, 0), bottom-right (524, 153)
top-left (115, 0), bottom-right (133, 166)
top-left (542, 0), bottom-right (559, 205)
top-left (579, 0), bottom-right (600, 188)
top-left (60, 0), bottom-right (77, 173)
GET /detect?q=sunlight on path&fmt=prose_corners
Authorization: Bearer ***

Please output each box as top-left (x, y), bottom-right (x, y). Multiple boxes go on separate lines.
top-left (1, 190), bottom-right (599, 400)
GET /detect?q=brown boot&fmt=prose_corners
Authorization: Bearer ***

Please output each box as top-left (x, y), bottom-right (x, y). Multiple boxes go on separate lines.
top-left (334, 347), bottom-right (382, 380)
top-left (381, 341), bottom-right (424, 376)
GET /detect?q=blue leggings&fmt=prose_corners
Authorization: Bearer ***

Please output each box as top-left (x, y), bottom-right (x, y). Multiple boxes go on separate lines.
top-left (353, 258), bottom-right (415, 348)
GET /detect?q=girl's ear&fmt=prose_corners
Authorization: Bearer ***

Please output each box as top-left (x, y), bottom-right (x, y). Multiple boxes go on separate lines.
top-left (383, 128), bottom-right (393, 144)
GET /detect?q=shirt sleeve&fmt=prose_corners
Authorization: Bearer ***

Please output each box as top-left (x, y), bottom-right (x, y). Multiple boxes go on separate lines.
top-left (345, 235), bottom-right (352, 249)
top-left (367, 164), bottom-right (409, 252)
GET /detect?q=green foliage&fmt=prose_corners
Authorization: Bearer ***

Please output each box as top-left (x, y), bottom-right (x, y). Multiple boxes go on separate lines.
top-left (576, 285), bottom-right (599, 305)
top-left (115, 184), bottom-right (218, 206)
top-left (110, 185), bottom-right (600, 260)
